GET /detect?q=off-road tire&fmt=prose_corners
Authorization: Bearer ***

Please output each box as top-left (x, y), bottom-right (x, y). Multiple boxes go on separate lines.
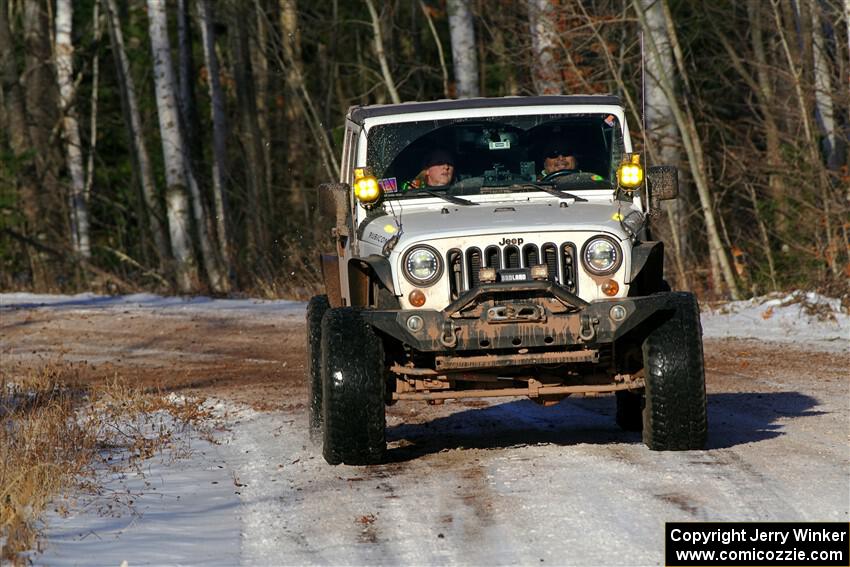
top-left (615, 390), bottom-right (643, 431)
top-left (321, 307), bottom-right (386, 465)
top-left (641, 292), bottom-right (707, 450)
top-left (306, 295), bottom-right (330, 441)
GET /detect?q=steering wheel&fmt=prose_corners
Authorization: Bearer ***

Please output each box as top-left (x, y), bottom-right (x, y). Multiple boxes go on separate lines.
top-left (540, 168), bottom-right (582, 182)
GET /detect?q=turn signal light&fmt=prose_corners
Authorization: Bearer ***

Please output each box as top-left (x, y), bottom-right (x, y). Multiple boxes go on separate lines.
top-left (601, 279), bottom-right (619, 296)
top-left (408, 289), bottom-right (426, 307)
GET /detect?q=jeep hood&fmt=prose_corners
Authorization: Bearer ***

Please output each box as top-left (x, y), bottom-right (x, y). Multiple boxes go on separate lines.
top-left (360, 198), bottom-right (633, 249)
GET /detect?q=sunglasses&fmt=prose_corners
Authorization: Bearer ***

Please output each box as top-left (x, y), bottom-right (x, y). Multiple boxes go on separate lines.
top-left (545, 149), bottom-right (574, 159)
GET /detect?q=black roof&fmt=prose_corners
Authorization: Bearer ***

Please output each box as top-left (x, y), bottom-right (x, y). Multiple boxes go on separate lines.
top-left (348, 95), bottom-right (622, 125)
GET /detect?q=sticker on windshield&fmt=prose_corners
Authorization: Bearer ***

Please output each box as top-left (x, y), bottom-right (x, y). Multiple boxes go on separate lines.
top-left (489, 140), bottom-right (510, 150)
top-left (604, 114), bottom-right (616, 126)
top-left (378, 177), bottom-right (398, 193)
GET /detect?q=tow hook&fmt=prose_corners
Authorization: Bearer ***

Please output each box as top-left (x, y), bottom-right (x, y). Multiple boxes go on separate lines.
top-left (579, 314), bottom-right (599, 342)
top-left (440, 320), bottom-right (458, 348)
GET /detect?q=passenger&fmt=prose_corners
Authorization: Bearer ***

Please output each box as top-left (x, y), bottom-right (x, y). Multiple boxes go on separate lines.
top-left (406, 149), bottom-right (455, 189)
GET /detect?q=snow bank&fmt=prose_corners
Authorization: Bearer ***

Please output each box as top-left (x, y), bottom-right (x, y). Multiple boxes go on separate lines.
top-left (701, 291), bottom-right (849, 352)
top-left (0, 292), bottom-right (305, 319)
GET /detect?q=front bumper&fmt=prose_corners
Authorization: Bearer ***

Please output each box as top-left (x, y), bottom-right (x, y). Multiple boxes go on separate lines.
top-left (362, 282), bottom-right (679, 353)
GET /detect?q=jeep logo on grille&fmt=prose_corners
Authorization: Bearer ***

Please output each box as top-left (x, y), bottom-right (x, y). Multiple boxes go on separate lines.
top-left (498, 237), bottom-right (524, 246)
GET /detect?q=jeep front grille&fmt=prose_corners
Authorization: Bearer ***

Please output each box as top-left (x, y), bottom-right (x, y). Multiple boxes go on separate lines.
top-left (447, 242), bottom-right (577, 299)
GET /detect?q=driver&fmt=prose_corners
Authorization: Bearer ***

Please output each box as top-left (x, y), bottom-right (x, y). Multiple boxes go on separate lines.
top-left (406, 149), bottom-right (455, 190)
top-left (541, 141), bottom-right (578, 177)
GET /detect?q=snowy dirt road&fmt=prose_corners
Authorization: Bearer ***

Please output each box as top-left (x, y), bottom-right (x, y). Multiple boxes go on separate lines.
top-left (1, 295), bottom-right (848, 566)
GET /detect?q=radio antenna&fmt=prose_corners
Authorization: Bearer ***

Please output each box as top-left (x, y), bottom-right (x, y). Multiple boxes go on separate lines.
top-left (640, 29), bottom-right (647, 149)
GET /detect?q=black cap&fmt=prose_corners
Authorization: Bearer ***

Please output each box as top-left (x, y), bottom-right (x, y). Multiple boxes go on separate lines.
top-left (542, 139), bottom-right (574, 159)
top-left (422, 148), bottom-right (455, 168)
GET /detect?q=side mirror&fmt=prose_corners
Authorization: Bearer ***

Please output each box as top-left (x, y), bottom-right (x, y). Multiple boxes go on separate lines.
top-left (318, 183), bottom-right (352, 237)
top-left (646, 166), bottom-right (678, 202)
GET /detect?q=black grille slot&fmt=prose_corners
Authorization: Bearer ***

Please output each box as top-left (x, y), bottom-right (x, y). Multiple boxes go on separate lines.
top-left (523, 244), bottom-right (539, 267)
top-left (542, 243), bottom-right (558, 281)
top-left (561, 243), bottom-right (577, 293)
top-left (452, 240), bottom-right (577, 292)
top-left (447, 249), bottom-right (462, 299)
top-left (484, 246), bottom-right (500, 269)
top-left (505, 246), bottom-right (520, 268)
top-left (466, 247), bottom-right (482, 289)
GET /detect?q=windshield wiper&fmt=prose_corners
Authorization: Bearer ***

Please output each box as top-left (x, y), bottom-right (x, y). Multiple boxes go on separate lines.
top-left (520, 183), bottom-right (588, 202)
top-left (423, 189), bottom-right (477, 206)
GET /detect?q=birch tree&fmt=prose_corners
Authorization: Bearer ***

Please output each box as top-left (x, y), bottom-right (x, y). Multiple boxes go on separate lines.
top-left (640, 0), bottom-right (686, 287)
top-left (197, 0), bottom-right (232, 273)
top-left (55, 0), bottom-right (92, 259)
top-left (147, 0), bottom-right (201, 292)
top-left (104, 0), bottom-right (171, 270)
top-left (447, 0), bottom-right (479, 98)
top-left (528, 0), bottom-right (561, 94)
top-left (634, 0), bottom-right (741, 298)
top-left (810, 1), bottom-right (838, 171)
top-left (151, 0), bottom-right (231, 293)
top-left (365, 0), bottom-right (401, 103)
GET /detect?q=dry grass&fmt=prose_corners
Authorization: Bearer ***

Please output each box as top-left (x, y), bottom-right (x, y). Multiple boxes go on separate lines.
top-left (0, 362), bottom-right (213, 564)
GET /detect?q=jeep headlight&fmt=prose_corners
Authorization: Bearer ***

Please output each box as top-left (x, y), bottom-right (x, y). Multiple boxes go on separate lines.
top-left (402, 246), bottom-right (442, 286)
top-left (582, 236), bottom-right (622, 276)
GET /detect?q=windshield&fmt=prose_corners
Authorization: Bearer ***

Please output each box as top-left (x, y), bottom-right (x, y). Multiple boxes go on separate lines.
top-left (366, 113), bottom-right (624, 198)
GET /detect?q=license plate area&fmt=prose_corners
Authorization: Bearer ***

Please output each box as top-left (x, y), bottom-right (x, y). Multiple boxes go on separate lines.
top-left (486, 303), bottom-right (546, 323)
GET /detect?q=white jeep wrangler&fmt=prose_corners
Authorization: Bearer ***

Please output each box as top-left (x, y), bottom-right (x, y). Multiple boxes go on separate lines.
top-left (307, 95), bottom-right (706, 465)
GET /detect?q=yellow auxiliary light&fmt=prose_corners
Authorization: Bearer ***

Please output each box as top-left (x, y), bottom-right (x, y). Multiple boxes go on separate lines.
top-left (617, 153), bottom-right (644, 189)
top-left (353, 167), bottom-right (382, 205)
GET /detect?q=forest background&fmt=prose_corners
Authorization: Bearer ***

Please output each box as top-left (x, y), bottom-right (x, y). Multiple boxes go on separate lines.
top-left (0, 0), bottom-right (847, 301)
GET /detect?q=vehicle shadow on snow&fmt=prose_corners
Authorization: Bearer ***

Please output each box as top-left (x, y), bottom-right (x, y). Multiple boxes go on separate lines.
top-left (384, 391), bottom-right (823, 462)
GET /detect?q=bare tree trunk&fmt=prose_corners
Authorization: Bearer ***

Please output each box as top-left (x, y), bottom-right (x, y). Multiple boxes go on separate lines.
top-left (23, 0), bottom-right (65, 255)
top-left (147, 0), bottom-right (201, 293)
top-left (55, 0), bottom-right (92, 259)
top-left (772, 0), bottom-right (839, 277)
top-left (0, 0), bottom-right (49, 288)
top-left (419, 0), bottom-right (450, 98)
top-left (747, 0), bottom-right (789, 233)
top-left (365, 0), bottom-right (401, 103)
top-left (176, 0), bottom-right (200, 154)
top-left (253, 4), bottom-right (274, 216)
top-left (810, 0), bottom-right (838, 170)
top-left (104, 0), bottom-right (171, 271)
top-left (528, 0), bottom-right (561, 94)
top-left (638, 0), bottom-right (687, 289)
top-left (276, 0), bottom-right (338, 179)
top-left (230, 1), bottom-right (267, 256)
top-left (278, 0), bottom-right (307, 220)
top-left (197, 0), bottom-right (232, 276)
top-left (84, 0), bottom-right (101, 205)
top-left (447, 0), bottom-right (479, 98)
top-left (634, 0), bottom-right (741, 299)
